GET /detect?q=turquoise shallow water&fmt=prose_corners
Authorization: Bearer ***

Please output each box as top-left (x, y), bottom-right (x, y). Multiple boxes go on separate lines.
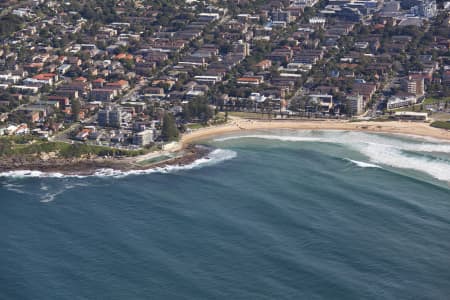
top-left (1, 130), bottom-right (450, 299)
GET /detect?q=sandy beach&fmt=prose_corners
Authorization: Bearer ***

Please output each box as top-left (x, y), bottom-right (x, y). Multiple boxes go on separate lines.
top-left (3, 119), bottom-right (448, 175)
top-left (181, 119), bottom-right (450, 146)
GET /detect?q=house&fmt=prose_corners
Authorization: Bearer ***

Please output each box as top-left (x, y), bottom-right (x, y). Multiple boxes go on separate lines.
top-left (144, 51), bottom-right (169, 63)
top-left (75, 128), bottom-right (92, 141)
top-left (54, 89), bottom-right (79, 99)
top-left (27, 111), bottom-right (40, 123)
top-left (57, 64), bottom-right (71, 75)
top-left (105, 80), bottom-right (129, 92)
top-left (92, 78), bottom-right (106, 88)
top-left (309, 94), bottom-right (334, 112)
top-left (122, 102), bottom-right (147, 113)
top-left (29, 73), bottom-right (59, 85)
top-left (11, 85), bottom-right (40, 94)
top-left (20, 103), bottom-right (53, 117)
top-left (198, 13), bottom-right (220, 22)
top-left (13, 123), bottom-right (29, 135)
top-left (113, 53), bottom-right (134, 60)
top-left (194, 75), bottom-right (222, 85)
top-left (0, 73), bottom-right (22, 84)
top-left (268, 48), bottom-right (293, 63)
top-left (186, 90), bottom-right (205, 99)
top-left (237, 76), bottom-right (264, 85)
top-left (255, 60), bottom-right (272, 71)
top-left (90, 89), bottom-right (117, 102)
top-left (67, 57), bottom-right (82, 66)
top-left (58, 82), bottom-right (91, 98)
top-left (48, 95), bottom-right (70, 108)
top-left (179, 56), bottom-right (208, 67)
top-left (292, 49), bottom-right (324, 65)
top-left (135, 62), bottom-right (156, 76)
top-left (352, 83), bottom-right (377, 104)
top-left (144, 87), bottom-right (165, 97)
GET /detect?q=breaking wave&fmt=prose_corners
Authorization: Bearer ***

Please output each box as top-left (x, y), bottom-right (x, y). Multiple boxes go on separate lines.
top-left (2, 182), bottom-right (27, 194)
top-left (0, 149), bottom-right (237, 179)
top-left (1, 180), bottom-right (90, 203)
top-left (1, 130), bottom-right (449, 182)
top-left (213, 131), bottom-right (450, 182)
top-left (0, 170), bottom-right (67, 178)
top-left (345, 159), bottom-right (382, 169)
top-left (93, 149), bottom-right (237, 178)
top-left (214, 134), bottom-right (322, 142)
top-left (39, 183), bottom-right (90, 203)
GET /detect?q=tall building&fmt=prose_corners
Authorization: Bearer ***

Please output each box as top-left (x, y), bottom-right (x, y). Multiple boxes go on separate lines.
top-left (133, 129), bottom-right (154, 146)
top-left (347, 94), bottom-right (364, 116)
top-left (109, 108), bottom-right (122, 128)
top-left (97, 107), bottom-right (122, 128)
top-left (403, 76), bottom-right (424, 97)
top-left (98, 109), bottom-right (109, 127)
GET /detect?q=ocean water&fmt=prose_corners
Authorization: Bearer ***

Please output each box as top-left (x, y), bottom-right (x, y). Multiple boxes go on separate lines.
top-left (1, 130), bottom-right (450, 299)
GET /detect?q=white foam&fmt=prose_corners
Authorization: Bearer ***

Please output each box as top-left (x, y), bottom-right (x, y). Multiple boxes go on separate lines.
top-left (401, 143), bottom-right (450, 153)
top-left (40, 184), bottom-right (49, 191)
top-left (320, 131), bottom-right (450, 181)
top-left (2, 183), bottom-right (27, 194)
top-left (39, 183), bottom-right (90, 203)
top-left (40, 193), bottom-right (58, 203)
top-left (346, 159), bottom-right (382, 169)
top-left (0, 170), bottom-right (82, 178)
top-left (94, 148), bottom-right (237, 178)
top-left (0, 149), bottom-right (237, 179)
top-left (357, 142), bottom-right (450, 181)
top-left (214, 134), bottom-right (322, 142)
top-left (2, 131), bottom-right (450, 181)
top-left (215, 131), bottom-right (450, 182)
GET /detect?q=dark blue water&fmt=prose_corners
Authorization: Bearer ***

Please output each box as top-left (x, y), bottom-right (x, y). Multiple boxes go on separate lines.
top-left (1, 131), bottom-right (450, 299)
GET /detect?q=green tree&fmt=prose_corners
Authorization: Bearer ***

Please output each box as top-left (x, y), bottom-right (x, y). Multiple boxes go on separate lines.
top-left (71, 99), bottom-right (81, 122)
top-left (182, 103), bottom-right (192, 122)
top-left (0, 14), bottom-right (24, 38)
top-left (161, 113), bottom-right (179, 142)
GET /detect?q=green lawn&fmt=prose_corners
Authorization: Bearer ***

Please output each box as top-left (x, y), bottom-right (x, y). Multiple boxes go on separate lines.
top-left (186, 123), bottom-right (207, 130)
top-left (431, 121), bottom-right (450, 130)
top-left (422, 97), bottom-right (450, 105)
top-left (0, 137), bottom-right (147, 158)
top-left (228, 111), bottom-right (274, 119)
top-left (389, 104), bottom-right (426, 113)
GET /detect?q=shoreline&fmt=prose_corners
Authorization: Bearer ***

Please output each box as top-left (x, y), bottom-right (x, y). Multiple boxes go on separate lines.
top-left (0, 145), bottom-right (210, 176)
top-left (181, 119), bottom-right (450, 147)
top-left (1, 119), bottom-right (449, 176)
